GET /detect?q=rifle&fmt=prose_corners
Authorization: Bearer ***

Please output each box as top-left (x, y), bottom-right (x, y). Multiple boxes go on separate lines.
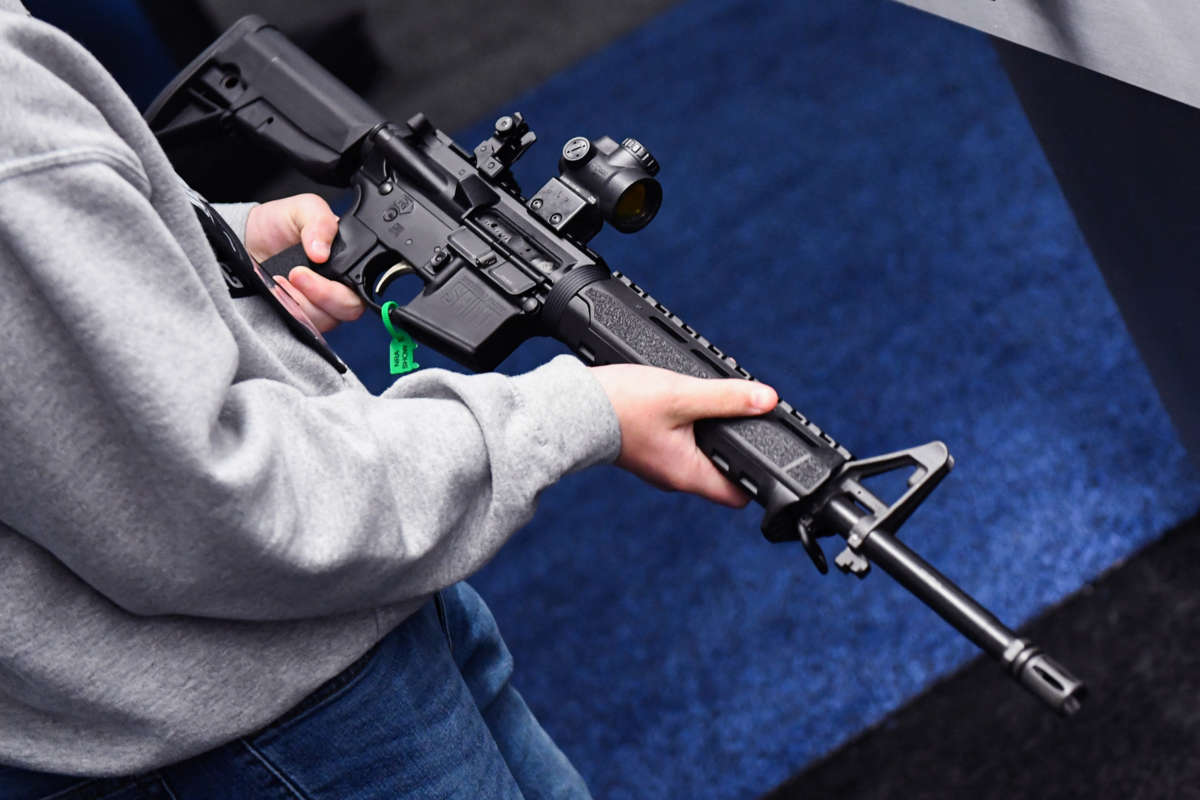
top-left (146, 16), bottom-right (1086, 715)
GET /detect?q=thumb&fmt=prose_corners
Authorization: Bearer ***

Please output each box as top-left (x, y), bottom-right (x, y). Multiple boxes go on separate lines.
top-left (290, 196), bottom-right (339, 264)
top-left (669, 376), bottom-right (778, 423)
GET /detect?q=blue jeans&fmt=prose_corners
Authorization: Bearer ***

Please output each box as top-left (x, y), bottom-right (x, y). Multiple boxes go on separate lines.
top-left (0, 584), bottom-right (591, 800)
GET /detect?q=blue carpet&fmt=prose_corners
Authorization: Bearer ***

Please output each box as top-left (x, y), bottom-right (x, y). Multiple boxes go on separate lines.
top-left (337, 1), bottom-right (1200, 797)
top-left (24, 0), bottom-right (178, 109)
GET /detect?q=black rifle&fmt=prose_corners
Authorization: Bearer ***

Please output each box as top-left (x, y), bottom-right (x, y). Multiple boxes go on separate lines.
top-left (146, 16), bottom-right (1086, 715)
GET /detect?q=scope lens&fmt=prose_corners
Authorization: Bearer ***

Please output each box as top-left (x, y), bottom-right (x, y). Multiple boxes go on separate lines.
top-left (611, 179), bottom-right (662, 232)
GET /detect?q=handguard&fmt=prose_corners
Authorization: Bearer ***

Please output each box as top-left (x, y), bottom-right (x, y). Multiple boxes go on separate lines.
top-left (146, 16), bottom-right (1086, 715)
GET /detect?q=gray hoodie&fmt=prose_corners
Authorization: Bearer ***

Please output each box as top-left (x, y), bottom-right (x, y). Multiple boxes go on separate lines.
top-left (0, 1), bottom-right (620, 776)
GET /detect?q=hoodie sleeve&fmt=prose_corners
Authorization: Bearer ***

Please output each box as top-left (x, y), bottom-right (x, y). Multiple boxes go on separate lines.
top-left (0, 154), bottom-right (621, 621)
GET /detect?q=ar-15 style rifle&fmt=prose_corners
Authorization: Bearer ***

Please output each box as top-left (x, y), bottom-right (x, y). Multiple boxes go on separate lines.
top-left (146, 16), bottom-right (1086, 714)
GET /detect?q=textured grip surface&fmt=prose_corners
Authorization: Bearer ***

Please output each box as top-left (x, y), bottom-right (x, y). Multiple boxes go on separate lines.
top-left (552, 272), bottom-right (849, 530)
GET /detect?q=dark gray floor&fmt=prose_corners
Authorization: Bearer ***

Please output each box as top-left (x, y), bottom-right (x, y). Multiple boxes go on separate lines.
top-left (764, 512), bottom-right (1200, 800)
top-left (198, 0), bottom-right (682, 133)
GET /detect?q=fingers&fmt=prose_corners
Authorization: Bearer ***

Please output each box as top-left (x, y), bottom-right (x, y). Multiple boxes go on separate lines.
top-left (666, 378), bottom-right (774, 505)
top-left (681, 448), bottom-right (753, 508)
top-left (286, 268), bottom-right (364, 327)
top-left (289, 194), bottom-right (339, 264)
top-left (272, 276), bottom-right (339, 332)
top-left (589, 364), bottom-right (778, 509)
top-left (244, 195), bottom-right (362, 333)
top-left (668, 376), bottom-right (777, 422)
top-left (245, 194), bottom-right (339, 265)
top-left (629, 437), bottom-right (751, 508)
top-left (274, 270), bottom-right (363, 333)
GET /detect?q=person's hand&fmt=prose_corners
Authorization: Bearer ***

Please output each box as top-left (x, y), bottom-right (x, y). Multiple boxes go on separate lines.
top-left (591, 364), bottom-right (779, 508)
top-left (244, 194), bottom-right (364, 332)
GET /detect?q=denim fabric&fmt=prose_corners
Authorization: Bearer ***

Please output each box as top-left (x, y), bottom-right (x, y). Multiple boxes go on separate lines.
top-left (0, 584), bottom-right (591, 800)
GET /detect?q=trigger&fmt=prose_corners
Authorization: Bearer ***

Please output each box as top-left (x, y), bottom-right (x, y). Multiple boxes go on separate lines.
top-left (373, 260), bottom-right (417, 298)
